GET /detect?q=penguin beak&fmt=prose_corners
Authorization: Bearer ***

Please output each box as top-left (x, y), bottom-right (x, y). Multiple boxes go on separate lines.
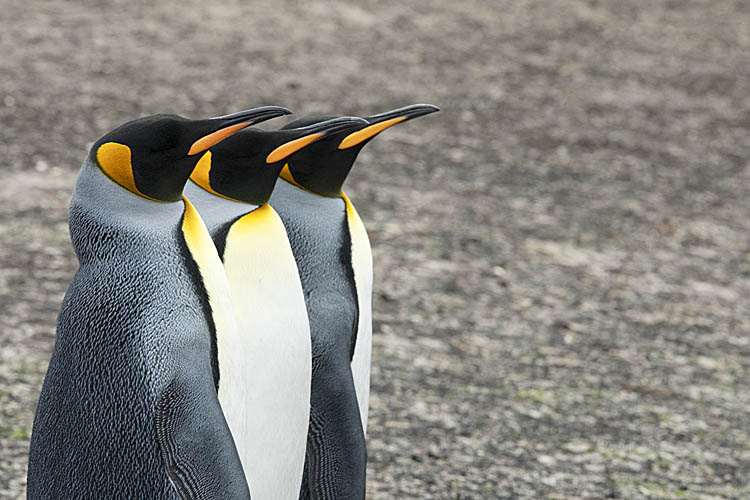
top-left (338, 103), bottom-right (440, 150)
top-left (188, 106), bottom-right (293, 156)
top-left (266, 116), bottom-right (368, 164)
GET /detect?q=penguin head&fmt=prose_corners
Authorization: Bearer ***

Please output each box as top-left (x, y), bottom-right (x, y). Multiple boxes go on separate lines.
top-left (190, 116), bottom-right (368, 205)
top-left (90, 106), bottom-right (292, 202)
top-left (280, 104), bottom-right (440, 197)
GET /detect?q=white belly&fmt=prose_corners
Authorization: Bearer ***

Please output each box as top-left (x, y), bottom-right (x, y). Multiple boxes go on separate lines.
top-left (343, 194), bottom-right (373, 434)
top-left (222, 204), bottom-right (312, 500)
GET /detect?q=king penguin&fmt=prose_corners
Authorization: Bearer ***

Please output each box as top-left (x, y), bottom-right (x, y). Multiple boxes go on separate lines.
top-left (268, 104), bottom-right (439, 500)
top-left (27, 106), bottom-right (291, 500)
top-left (183, 116), bottom-right (367, 500)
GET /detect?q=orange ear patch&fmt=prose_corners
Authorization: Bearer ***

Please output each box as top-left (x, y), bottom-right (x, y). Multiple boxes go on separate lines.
top-left (189, 150), bottom-right (213, 191)
top-left (279, 163), bottom-right (302, 188)
top-left (96, 142), bottom-right (159, 201)
top-left (189, 151), bottom-right (243, 202)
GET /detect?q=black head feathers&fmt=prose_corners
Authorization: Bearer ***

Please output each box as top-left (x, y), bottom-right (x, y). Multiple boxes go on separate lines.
top-left (191, 117), bottom-right (367, 205)
top-left (92, 106), bottom-right (291, 202)
top-left (280, 104), bottom-right (439, 197)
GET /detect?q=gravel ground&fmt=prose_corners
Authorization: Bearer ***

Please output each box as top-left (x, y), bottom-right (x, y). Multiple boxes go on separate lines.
top-left (1, 1), bottom-right (749, 499)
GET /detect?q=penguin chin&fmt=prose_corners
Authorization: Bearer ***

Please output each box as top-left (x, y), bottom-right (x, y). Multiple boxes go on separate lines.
top-left (285, 157), bottom-right (352, 198)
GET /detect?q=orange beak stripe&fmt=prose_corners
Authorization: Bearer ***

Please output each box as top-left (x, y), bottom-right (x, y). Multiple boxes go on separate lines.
top-left (337, 116), bottom-right (407, 150)
top-left (187, 122), bottom-right (253, 156)
top-left (266, 133), bottom-right (325, 164)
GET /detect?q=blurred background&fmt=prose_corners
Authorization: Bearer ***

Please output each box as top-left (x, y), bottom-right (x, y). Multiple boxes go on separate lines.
top-left (1, 1), bottom-right (748, 498)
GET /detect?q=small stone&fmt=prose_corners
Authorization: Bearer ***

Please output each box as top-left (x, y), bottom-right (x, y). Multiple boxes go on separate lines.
top-left (34, 160), bottom-right (48, 172)
top-left (564, 441), bottom-right (592, 454)
top-left (538, 455), bottom-right (556, 467)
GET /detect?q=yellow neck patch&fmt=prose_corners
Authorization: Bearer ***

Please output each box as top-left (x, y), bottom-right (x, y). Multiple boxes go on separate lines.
top-left (230, 203), bottom-right (279, 236)
top-left (181, 196), bottom-right (205, 244)
top-left (342, 192), bottom-right (359, 219)
top-left (96, 142), bottom-right (160, 201)
top-left (189, 151), bottom-right (243, 202)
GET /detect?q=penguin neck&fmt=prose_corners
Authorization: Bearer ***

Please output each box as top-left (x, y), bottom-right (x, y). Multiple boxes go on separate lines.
top-left (70, 159), bottom-right (187, 262)
top-left (74, 158), bottom-right (186, 224)
top-left (274, 176), bottom-right (361, 221)
top-left (269, 177), bottom-right (349, 231)
top-left (279, 164), bottom-right (346, 200)
top-left (183, 179), bottom-right (261, 238)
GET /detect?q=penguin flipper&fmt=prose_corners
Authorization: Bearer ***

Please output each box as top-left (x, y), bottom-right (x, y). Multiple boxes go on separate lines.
top-left (155, 376), bottom-right (251, 500)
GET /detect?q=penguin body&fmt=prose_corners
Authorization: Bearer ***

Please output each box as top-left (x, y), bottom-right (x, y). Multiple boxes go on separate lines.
top-left (184, 117), bottom-right (366, 500)
top-left (28, 159), bottom-right (248, 499)
top-left (27, 108), bottom-right (290, 499)
top-left (184, 183), bottom-right (312, 500)
top-left (270, 182), bottom-right (367, 499)
top-left (269, 104), bottom-right (439, 499)
top-left (269, 180), bottom-right (368, 500)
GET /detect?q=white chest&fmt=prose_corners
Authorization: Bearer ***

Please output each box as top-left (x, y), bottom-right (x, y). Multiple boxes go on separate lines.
top-left (222, 204), bottom-right (312, 500)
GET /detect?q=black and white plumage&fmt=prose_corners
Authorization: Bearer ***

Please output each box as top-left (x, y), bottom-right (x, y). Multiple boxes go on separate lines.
top-left (183, 116), bottom-right (366, 500)
top-left (27, 108), bottom-right (289, 499)
top-left (270, 104), bottom-right (439, 500)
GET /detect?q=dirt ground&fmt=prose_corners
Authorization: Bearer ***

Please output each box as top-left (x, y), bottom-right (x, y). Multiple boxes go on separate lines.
top-left (1, 1), bottom-right (749, 498)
